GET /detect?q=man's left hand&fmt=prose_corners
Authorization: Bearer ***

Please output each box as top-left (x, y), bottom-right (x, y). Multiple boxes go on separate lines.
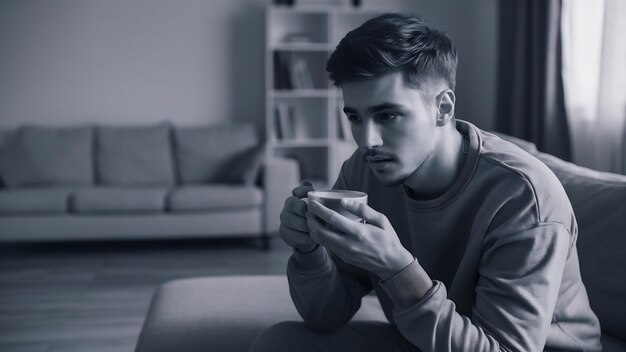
top-left (306, 199), bottom-right (414, 281)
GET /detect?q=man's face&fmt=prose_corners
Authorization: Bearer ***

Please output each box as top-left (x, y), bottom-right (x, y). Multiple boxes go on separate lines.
top-left (342, 71), bottom-right (439, 186)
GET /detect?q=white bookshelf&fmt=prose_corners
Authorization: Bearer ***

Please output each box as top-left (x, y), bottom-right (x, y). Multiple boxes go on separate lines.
top-left (265, 5), bottom-right (385, 190)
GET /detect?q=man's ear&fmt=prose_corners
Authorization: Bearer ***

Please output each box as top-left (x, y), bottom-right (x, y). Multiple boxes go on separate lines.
top-left (435, 89), bottom-right (456, 127)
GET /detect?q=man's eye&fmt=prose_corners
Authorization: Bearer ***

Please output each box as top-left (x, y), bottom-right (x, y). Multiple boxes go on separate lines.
top-left (347, 115), bottom-right (362, 123)
top-left (379, 113), bottom-right (398, 121)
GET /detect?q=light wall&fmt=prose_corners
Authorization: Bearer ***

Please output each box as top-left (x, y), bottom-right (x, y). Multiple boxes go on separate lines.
top-left (407, 0), bottom-right (498, 130)
top-left (0, 0), bottom-right (497, 131)
top-left (0, 0), bottom-right (267, 128)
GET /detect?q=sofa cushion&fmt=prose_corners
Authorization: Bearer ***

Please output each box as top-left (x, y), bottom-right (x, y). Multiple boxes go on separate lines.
top-left (0, 188), bottom-right (73, 214)
top-left (167, 185), bottom-right (263, 212)
top-left (71, 187), bottom-right (168, 214)
top-left (0, 126), bottom-right (93, 187)
top-left (96, 123), bottom-right (175, 186)
top-left (535, 152), bottom-right (626, 340)
top-left (215, 145), bottom-right (265, 185)
top-left (174, 123), bottom-right (258, 184)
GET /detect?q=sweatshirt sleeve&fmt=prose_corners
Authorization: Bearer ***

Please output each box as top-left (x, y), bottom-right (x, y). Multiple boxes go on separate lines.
top-left (286, 161), bottom-right (373, 332)
top-left (381, 222), bottom-right (572, 352)
top-left (287, 246), bottom-right (373, 331)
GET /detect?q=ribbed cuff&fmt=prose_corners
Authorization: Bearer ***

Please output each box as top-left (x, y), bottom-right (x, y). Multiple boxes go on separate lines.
top-left (290, 244), bottom-right (328, 271)
top-left (295, 244), bottom-right (319, 254)
top-left (380, 259), bottom-right (435, 309)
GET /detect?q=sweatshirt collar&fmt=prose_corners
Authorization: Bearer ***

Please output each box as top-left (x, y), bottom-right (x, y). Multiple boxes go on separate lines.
top-left (403, 119), bottom-right (481, 210)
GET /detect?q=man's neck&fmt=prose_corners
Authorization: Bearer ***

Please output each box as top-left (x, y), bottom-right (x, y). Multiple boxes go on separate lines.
top-left (404, 126), bottom-right (467, 200)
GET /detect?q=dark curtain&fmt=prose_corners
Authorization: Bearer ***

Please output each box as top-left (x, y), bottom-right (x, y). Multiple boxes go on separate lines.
top-left (496, 0), bottom-right (571, 161)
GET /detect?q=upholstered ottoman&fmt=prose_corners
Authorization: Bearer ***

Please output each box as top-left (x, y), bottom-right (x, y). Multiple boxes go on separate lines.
top-left (134, 275), bottom-right (387, 352)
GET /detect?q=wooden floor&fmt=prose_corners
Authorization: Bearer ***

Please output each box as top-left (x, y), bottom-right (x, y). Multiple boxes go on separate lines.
top-left (0, 237), bottom-right (292, 352)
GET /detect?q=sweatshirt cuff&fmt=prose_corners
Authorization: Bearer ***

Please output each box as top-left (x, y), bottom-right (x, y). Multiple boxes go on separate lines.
top-left (380, 259), bottom-right (436, 309)
top-left (290, 244), bottom-right (329, 271)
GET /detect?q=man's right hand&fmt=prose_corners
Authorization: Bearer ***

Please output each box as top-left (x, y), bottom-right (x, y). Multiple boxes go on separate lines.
top-left (279, 180), bottom-right (318, 252)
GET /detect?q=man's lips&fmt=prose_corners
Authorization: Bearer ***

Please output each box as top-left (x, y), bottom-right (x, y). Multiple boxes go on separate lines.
top-left (366, 156), bottom-right (393, 162)
top-left (362, 150), bottom-right (395, 163)
top-left (363, 153), bottom-right (395, 163)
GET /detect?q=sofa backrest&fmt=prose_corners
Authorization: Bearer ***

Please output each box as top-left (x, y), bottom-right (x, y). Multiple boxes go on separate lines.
top-left (173, 123), bottom-right (260, 184)
top-left (0, 122), bottom-right (262, 188)
top-left (496, 133), bottom-right (626, 340)
top-left (96, 123), bottom-right (175, 186)
top-left (0, 125), bottom-right (94, 187)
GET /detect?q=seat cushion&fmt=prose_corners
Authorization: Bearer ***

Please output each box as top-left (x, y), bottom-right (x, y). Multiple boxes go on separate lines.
top-left (174, 123), bottom-right (258, 184)
top-left (167, 185), bottom-right (263, 212)
top-left (535, 152), bottom-right (626, 340)
top-left (71, 187), bottom-right (168, 214)
top-left (0, 126), bottom-right (93, 187)
top-left (96, 123), bottom-right (175, 186)
top-left (0, 188), bottom-right (73, 214)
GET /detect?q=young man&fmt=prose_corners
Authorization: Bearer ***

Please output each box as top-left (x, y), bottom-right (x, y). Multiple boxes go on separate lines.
top-left (251, 13), bottom-right (602, 352)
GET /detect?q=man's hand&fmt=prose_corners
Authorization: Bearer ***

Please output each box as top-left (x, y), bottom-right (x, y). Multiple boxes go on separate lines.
top-left (306, 198), bottom-right (414, 281)
top-left (278, 181), bottom-right (318, 252)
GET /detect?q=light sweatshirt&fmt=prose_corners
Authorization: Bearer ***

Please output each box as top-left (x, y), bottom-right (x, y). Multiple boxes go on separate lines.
top-left (287, 120), bottom-right (602, 351)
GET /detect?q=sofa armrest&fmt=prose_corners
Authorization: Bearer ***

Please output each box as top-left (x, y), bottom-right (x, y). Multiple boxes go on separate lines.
top-left (263, 157), bottom-right (300, 234)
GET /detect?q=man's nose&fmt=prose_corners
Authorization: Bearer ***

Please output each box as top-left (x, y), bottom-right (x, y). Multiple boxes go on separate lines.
top-left (361, 119), bottom-right (383, 149)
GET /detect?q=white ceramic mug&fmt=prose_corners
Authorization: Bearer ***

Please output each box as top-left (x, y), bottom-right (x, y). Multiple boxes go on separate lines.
top-left (306, 190), bottom-right (368, 223)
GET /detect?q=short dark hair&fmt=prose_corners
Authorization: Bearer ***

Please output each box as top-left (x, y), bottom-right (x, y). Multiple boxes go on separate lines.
top-left (326, 13), bottom-right (458, 91)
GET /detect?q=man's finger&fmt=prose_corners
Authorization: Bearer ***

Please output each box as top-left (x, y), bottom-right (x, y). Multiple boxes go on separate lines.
top-left (280, 213), bottom-right (309, 233)
top-left (285, 196), bottom-right (308, 217)
top-left (292, 180), bottom-right (314, 198)
top-left (278, 225), bottom-right (317, 248)
top-left (340, 199), bottom-right (386, 227)
top-left (306, 210), bottom-right (344, 247)
top-left (279, 223), bottom-right (308, 237)
top-left (308, 200), bottom-right (359, 235)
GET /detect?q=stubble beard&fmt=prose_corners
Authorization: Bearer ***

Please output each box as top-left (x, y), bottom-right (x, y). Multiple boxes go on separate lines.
top-left (376, 168), bottom-right (411, 187)
top-left (375, 150), bottom-right (435, 187)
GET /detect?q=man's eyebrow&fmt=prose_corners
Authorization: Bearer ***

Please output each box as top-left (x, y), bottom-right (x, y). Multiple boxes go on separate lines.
top-left (343, 106), bottom-right (358, 114)
top-left (343, 103), bottom-right (405, 115)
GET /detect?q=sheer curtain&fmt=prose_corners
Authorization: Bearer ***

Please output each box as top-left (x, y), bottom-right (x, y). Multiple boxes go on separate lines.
top-left (561, 0), bottom-right (626, 174)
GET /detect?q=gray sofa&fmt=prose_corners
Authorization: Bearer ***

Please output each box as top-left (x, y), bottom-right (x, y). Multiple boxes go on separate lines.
top-left (0, 122), bottom-right (299, 245)
top-left (135, 134), bottom-right (626, 352)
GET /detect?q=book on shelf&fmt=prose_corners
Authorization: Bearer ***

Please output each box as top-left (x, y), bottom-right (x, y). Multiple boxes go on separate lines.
top-left (275, 103), bottom-right (293, 139)
top-left (273, 52), bottom-right (292, 89)
top-left (291, 107), bottom-right (310, 139)
top-left (274, 105), bottom-right (283, 139)
top-left (288, 53), bottom-right (315, 90)
top-left (274, 103), bottom-right (313, 141)
top-left (274, 52), bottom-right (315, 90)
